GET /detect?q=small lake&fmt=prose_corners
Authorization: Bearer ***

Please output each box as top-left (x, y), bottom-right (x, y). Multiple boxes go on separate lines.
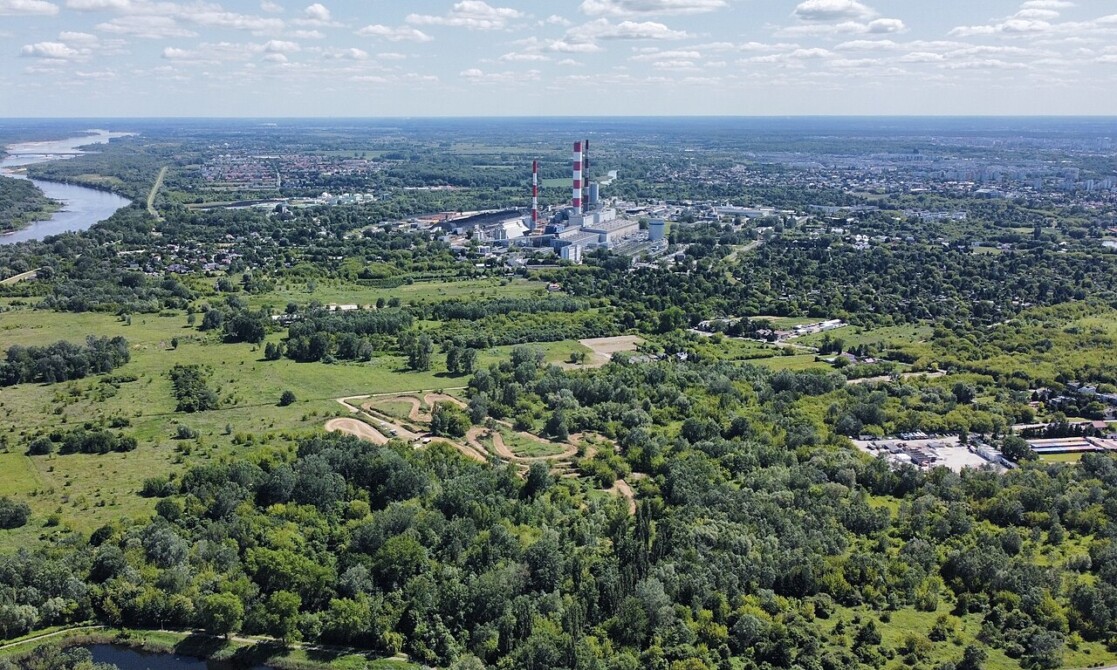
top-left (86, 644), bottom-right (273, 670)
top-left (0, 130), bottom-right (133, 245)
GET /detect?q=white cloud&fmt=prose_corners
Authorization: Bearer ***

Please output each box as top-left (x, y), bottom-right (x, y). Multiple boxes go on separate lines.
top-left (302, 2), bottom-right (327, 21)
top-left (580, 0), bottom-right (727, 16)
top-left (356, 24), bottom-right (433, 42)
top-left (161, 46), bottom-right (194, 59)
top-left (58, 30), bottom-right (100, 45)
top-left (96, 15), bottom-right (197, 38)
top-left (792, 0), bottom-right (876, 22)
top-left (630, 49), bottom-right (701, 61)
top-left (21, 41), bottom-right (83, 59)
top-left (287, 29), bottom-right (323, 39)
top-left (322, 47), bottom-right (367, 60)
top-left (779, 18), bottom-right (904, 37)
top-left (260, 0), bottom-right (281, 12)
top-left (263, 39), bottom-right (299, 53)
top-left (459, 67), bottom-right (540, 83)
top-left (407, 1), bottom-right (522, 31)
top-left (0, 0), bottom-right (58, 15)
top-left (575, 18), bottom-right (691, 40)
top-left (499, 51), bottom-right (551, 62)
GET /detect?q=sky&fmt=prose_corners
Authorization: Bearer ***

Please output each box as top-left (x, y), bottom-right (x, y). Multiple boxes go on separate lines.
top-left (1, 0), bottom-right (1117, 117)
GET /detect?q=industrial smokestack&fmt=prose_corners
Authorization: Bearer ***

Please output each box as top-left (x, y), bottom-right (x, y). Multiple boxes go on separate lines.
top-left (572, 141), bottom-right (583, 213)
top-left (583, 139), bottom-right (590, 210)
top-left (531, 159), bottom-right (539, 233)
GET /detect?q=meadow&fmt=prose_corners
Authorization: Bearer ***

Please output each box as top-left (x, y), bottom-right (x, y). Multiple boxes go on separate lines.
top-left (0, 277), bottom-right (584, 551)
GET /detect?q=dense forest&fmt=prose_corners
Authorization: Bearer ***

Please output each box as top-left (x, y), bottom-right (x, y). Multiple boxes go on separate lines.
top-left (1, 357), bottom-right (1115, 670)
top-left (0, 176), bottom-right (56, 233)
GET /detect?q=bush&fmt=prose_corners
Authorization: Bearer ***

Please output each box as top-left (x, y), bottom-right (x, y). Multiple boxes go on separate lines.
top-left (27, 436), bottom-right (54, 456)
top-left (0, 497), bottom-right (31, 529)
top-left (279, 390), bottom-right (297, 407)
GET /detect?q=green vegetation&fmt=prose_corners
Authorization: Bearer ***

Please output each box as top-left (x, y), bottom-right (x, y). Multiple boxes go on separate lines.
top-left (2, 121), bottom-right (1117, 670)
top-left (0, 175), bottom-right (57, 233)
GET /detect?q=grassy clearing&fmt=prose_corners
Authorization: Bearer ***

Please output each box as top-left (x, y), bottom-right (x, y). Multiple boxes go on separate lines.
top-left (751, 354), bottom-right (831, 372)
top-left (797, 324), bottom-right (933, 349)
top-left (829, 603), bottom-right (1117, 670)
top-left (1039, 453), bottom-right (1084, 464)
top-left (497, 426), bottom-right (565, 458)
top-left (369, 399), bottom-right (418, 421)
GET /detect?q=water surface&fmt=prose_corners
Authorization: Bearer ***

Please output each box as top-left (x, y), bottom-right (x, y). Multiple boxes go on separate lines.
top-left (0, 130), bottom-right (133, 245)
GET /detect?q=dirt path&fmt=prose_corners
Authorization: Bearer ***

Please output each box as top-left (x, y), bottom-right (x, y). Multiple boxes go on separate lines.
top-left (0, 268), bottom-right (41, 285)
top-left (325, 418), bottom-right (388, 445)
top-left (146, 165), bottom-right (167, 221)
top-left (577, 335), bottom-right (644, 368)
top-left (467, 426), bottom-right (578, 463)
top-left (425, 393), bottom-right (466, 409)
top-left (0, 625), bottom-right (106, 652)
top-left (848, 370), bottom-right (947, 385)
top-left (609, 479), bottom-right (637, 515)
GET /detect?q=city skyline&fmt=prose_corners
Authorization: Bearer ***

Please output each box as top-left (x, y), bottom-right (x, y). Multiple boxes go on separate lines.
top-left (2, 0), bottom-right (1117, 117)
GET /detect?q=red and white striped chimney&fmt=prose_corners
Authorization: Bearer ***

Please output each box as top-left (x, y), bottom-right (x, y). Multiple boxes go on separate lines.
top-left (531, 159), bottom-right (539, 231)
top-left (572, 141), bottom-right (583, 213)
top-left (582, 139), bottom-right (590, 209)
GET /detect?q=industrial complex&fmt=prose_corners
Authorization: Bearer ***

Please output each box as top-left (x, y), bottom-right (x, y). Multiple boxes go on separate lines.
top-left (439, 140), bottom-right (646, 263)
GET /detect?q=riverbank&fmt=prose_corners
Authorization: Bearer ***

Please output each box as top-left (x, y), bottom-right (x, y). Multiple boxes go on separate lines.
top-left (0, 626), bottom-right (419, 670)
top-left (0, 130), bottom-right (133, 244)
top-left (0, 173), bottom-right (61, 234)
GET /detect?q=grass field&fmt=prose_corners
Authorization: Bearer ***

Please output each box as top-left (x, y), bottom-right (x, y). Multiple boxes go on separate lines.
top-left (751, 354), bottom-right (831, 372)
top-left (797, 324), bottom-right (933, 349)
top-left (0, 278), bottom-right (578, 551)
top-left (496, 426), bottom-right (565, 458)
top-left (1039, 452), bottom-right (1084, 464)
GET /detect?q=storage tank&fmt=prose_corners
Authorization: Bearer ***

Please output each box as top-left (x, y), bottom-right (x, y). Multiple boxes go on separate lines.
top-left (649, 219), bottom-right (667, 242)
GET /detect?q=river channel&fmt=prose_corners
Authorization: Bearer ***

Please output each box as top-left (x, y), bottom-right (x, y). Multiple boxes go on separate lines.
top-left (0, 130), bottom-right (133, 245)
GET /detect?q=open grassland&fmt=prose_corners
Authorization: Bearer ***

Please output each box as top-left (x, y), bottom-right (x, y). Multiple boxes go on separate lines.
top-left (751, 354), bottom-right (832, 372)
top-left (797, 324), bottom-right (934, 349)
top-left (0, 278), bottom-right (578, 550)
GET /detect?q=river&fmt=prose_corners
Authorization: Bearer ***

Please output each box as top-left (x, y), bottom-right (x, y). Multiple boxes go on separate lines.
top-left (0, 130), bottom-right (133, 245)
top-left (85, 644), bottom-right (272, 670)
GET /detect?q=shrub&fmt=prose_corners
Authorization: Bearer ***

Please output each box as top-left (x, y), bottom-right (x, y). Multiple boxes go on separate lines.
top-left (0, 497), bottom-right (31, 529)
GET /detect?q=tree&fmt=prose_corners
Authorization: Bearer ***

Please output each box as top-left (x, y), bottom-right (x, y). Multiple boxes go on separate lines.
top-left (199, 592), bottom-right (244, 639)
top-left (461, 348), bottom-right (479, 374)
top-left (0, 497), bottom-right (30, 529)
top-left (524, 462), bottom-right (553, 498)
top-left (409, 334), bottom-right (433, 372)
top-left (279, 390), bottom-right (297, 407)
top-left (1001, 435), bottom-right (1036, 463)
top-left (264, 590), bottom-right (302, 644)
top-left (431, 403), bottom-right (470, 438)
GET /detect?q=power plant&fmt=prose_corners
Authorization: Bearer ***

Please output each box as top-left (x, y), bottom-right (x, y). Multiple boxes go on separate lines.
top-left (447, 139), bottom-right (643, 261)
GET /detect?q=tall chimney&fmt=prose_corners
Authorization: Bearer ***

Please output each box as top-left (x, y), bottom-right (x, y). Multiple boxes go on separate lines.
top-left (572, 141), bottom-right (583, 213)
top-left (583, 139), bottom-right (590, 210)
top-left (531, 159), bottom-right (539, 233)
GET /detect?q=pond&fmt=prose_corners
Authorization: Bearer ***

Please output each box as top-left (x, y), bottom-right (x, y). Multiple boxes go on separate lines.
top-left (85, 644), bottom-right (273, 670)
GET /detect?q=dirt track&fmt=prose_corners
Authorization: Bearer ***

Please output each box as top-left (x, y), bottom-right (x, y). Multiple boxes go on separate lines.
top-left (609, 479), bottom-right (637, 515)
top-left (578, 335), bottom-right (644, 368)
top-left (325, 418), bottom-right (388, 445)
top-left (466, 426), bottom-right (578, 463)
